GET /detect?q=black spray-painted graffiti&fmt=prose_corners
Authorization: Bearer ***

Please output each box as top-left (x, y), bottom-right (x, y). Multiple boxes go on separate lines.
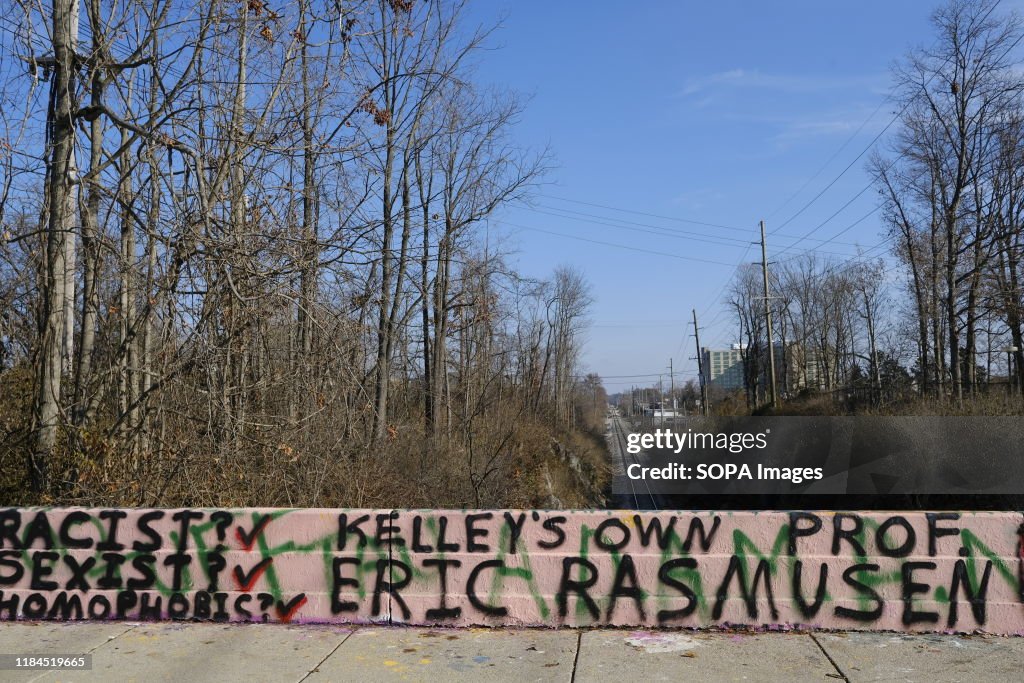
top-left (0, 508), bottom-right (1021, 633)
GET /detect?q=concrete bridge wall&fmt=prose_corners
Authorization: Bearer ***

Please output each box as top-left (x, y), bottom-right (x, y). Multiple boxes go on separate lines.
top-left (0, 508), bottom-right (1021, 634)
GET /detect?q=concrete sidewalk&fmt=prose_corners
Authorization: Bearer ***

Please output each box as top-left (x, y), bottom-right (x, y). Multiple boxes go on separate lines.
top-left (0, 622), bottom-right (1022, 683)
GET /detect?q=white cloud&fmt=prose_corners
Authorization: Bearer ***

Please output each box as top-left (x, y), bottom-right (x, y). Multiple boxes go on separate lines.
top-left (681, 68), bottom-right (749, 95)
top-left (670, 188), bottom-right (727, 211)
top-left (681, 69), bottom-right (887, 97)
top-left (774, 118), bottom-right (869, 142)
top-left (768, 100), bottom-right (894, 145)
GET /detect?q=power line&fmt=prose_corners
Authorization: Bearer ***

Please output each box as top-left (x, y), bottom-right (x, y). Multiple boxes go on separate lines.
top-left (540, 194), bottom-right (750, 232)
top-left (774, 203), bottom-right (880, 261)
top-left (696, 240), bottom-right (757, 326)
top-left (592, 322), bottom-right (686, 328)
top-left (701, 237), bottom-right (896, 349)
top-left (765, 96), bottom-right (892, 221)
top-left (770, 115), bottom-right (898, 235)
top-left (768, 0), bottom-right (1008, 237)
top-left (524, 200), bottom-right (865, 248)
top-left (542, 3), bottom-right (1015, 345)
top-left (768, 11), bottom-right (1024, 260)
top-left (497, 220), bottom-right (739, 266)
top-left (514, 205), bottom-right (760, 249)
top-left (574, 372), bottom-right (698, 379)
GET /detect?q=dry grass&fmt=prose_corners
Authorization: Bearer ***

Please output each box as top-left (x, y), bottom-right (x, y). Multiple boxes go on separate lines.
top-left (756, 388), bottom-right (1024, 416)
top-left (0, 369), bottom-right (609, 509)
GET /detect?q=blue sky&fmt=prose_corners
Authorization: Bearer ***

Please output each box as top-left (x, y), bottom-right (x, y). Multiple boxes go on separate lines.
top-left (463, 1), bottom-right (955, 391)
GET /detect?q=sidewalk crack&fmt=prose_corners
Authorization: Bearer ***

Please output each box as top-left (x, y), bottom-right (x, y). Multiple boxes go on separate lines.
top-left (297, 627), bottom-right (357, 683)
top-left (570, 630), bottom-right (583, 682)
top-left (28, 623), bottom-right (139, 683)
top-left (810, 633), bottom-right (850, 682)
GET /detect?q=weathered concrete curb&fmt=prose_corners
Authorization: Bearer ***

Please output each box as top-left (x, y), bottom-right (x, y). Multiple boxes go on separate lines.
top-left (0, 508), bottom-right (1021, 634)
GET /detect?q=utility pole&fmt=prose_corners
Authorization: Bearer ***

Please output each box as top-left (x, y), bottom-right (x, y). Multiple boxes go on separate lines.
top-left (760, 220), bottom-right (778, 407)
top-left (692, 308), bottom-right (709, 416)
top-left (668, 358), bottom-right (675, 418)
top-left (659, 375), bottom-right (665, 428)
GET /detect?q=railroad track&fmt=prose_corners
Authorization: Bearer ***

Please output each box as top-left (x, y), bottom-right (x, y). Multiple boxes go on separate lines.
top-left (609, 414), bottom-right (661, 510)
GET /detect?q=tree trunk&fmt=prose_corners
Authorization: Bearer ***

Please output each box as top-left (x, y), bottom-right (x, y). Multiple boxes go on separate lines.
top-left (32, 0), bottom-right (79, 492)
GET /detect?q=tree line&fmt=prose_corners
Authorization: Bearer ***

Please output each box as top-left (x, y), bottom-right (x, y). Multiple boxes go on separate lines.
top-left (725, 0), bottom-right (1024, 413)
top-left (0, 0), bottom-right (607, 507)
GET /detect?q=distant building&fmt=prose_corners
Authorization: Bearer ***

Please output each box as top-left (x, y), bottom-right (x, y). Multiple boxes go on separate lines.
top-left (703, 342), bottom-right (820, 395)
top-left (780, 343), bottom-right (823, 394)
top-left (642, 402), bottom-right (682, 419)
top-left (702, 344), bottom-right (746, 391)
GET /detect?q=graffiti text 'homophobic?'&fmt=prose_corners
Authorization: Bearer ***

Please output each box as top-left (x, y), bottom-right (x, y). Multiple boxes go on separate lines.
top-left (0, 508), bottom-right (1022, 634)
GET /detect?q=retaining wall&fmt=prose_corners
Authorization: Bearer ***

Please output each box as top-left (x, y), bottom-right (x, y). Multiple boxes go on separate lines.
top-left (0, 508), bottom-right (1022, 634)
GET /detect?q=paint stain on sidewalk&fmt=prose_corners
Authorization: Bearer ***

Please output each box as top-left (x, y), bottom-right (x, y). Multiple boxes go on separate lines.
top-left (625, 631), bottom-right (702, 654)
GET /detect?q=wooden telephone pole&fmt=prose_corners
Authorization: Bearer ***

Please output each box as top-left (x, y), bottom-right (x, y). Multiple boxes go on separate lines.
top-left (760, 220), bottom-right (778, 407)
top-left (692, 308), bottom-right (709, 416)
top-left (669, 357), bottom-right (675, 415)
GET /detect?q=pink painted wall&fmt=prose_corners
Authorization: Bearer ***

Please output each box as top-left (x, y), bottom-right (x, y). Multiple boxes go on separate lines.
top-left (0, 508), bottom-right (1021, 634)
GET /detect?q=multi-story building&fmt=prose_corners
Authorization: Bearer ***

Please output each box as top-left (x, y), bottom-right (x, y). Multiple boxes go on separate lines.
top-left (703, 342), bottom-right (820, 395)
top-left (702, 344), bottom-right (746, 391)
